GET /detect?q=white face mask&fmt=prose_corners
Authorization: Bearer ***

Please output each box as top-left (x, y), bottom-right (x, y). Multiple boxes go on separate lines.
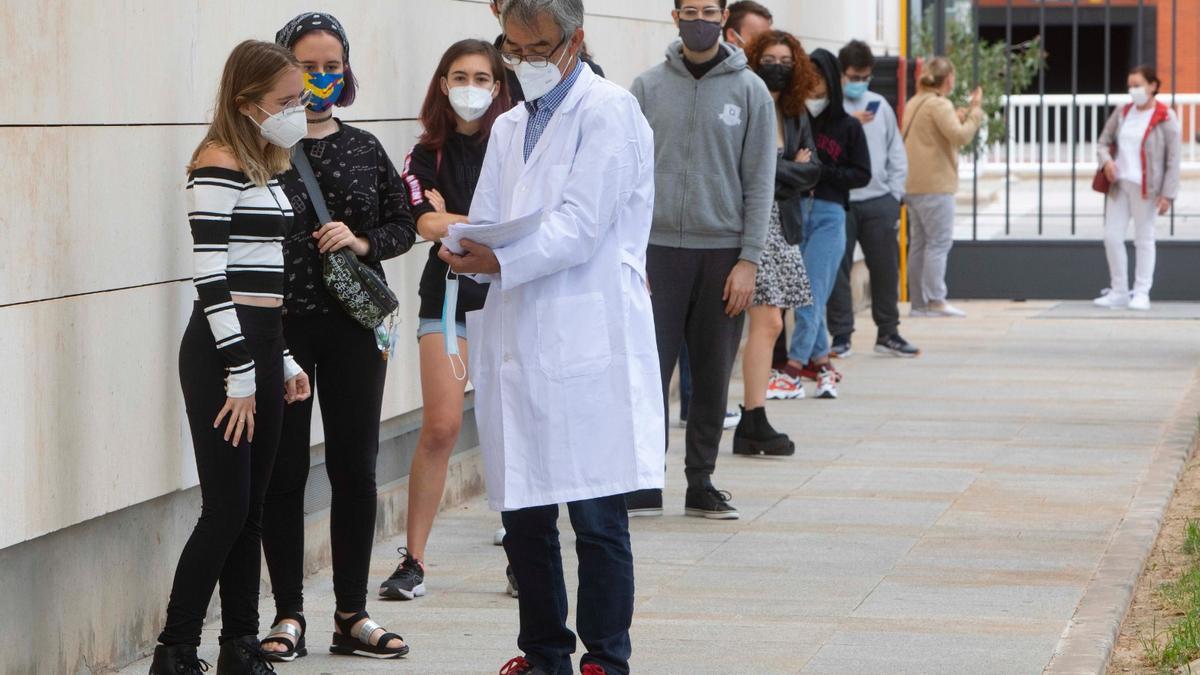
top-left (806, 97), bottom-right (830, 117)
top-left (448, 85), bottom-right (495, 122)
top-left (516, 44), bottom-right (573, 101)
top-left (1129, 86), bottom-right (1151, 106)
top-left (253, 103), bottom-right (308, 149)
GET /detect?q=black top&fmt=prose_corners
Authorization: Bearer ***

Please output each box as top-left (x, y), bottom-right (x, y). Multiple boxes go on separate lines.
top-left (403, 132), bottom-right (490, 323)
top-left (808, 48), bottom-right (872, 207)
top-left (277, 121), bottom-right (417, 317)
top-left (684, 45), bottom-right (731, 80)
top-left (493, 35), bottom-right (606, 103)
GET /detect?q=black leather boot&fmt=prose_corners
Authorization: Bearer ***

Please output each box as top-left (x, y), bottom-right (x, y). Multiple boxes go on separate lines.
top-left (216, 636), bottom-right (274, 675)
top-left (732, 406), bottom-right (795, 456)
top-left (148, 644), bottom-right (210, 674)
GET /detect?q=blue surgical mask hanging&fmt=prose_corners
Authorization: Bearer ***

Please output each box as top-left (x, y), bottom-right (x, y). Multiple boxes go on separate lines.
top-left (443, 270), bottom-right (467, 381)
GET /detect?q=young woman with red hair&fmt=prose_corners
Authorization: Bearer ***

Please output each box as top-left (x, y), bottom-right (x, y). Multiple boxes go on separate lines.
top-left (731, 30), bottom-right (820, 455)
top-left (378, 38), bottom-right (510, 601)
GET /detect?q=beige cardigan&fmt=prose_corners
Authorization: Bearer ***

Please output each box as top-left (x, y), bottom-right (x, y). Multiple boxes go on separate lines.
top-left (901, 90), bottom-right (983, 196)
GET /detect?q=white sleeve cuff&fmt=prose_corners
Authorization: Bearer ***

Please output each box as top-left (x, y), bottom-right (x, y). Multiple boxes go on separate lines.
top-left (283, 353), bottom-right (303, 382)
top-left (225, 366), bottom-right (257, 398)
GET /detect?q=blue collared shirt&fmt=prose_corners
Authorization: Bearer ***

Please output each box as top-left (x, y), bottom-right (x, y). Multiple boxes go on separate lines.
top-left (523, 60), bottom-right (585, 161)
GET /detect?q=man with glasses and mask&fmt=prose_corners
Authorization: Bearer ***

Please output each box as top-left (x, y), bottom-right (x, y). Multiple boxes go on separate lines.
top-left (490, 0), bottom-right (604, 104)
top-left (626, 0), bottom-right (775, 521)
top-left (723, 1), bottom-right (773, 49)
top-left (440, 1), bottom-right (661, 673)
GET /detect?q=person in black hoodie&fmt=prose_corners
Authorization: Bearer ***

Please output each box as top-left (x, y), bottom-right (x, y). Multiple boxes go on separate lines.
top-left (774, 47), bottom-right (870, 401)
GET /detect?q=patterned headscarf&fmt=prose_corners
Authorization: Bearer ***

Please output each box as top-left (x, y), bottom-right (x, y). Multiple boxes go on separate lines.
top-left (275, 12), bottom-right (350, 61)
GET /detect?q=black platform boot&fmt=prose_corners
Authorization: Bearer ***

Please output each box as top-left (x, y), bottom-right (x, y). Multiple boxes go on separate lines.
top-left (732, 406), bottom-right (795, 457)
top-left (148, 644), bottom-right (210, 674)
top-left (216, 636), bottom-right (274, 675)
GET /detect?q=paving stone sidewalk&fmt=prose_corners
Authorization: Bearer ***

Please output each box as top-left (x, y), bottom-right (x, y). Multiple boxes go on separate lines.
top-left (122, 301), bottom-right (1200, 674)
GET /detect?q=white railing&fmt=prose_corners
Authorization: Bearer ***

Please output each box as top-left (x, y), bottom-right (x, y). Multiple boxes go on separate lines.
top-left (983, 93), bottom-right (1200, 172)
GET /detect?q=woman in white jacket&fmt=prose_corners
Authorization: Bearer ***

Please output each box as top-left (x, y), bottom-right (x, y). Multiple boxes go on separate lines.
top-left (1094, 64), bottom-right (1181, 311)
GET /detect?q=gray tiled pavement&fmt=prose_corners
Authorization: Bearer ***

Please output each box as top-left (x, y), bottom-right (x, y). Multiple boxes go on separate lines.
top-left (122, 301), bottom-right (1200, 674)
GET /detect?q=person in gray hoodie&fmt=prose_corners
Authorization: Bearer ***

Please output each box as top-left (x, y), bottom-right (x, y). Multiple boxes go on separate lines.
top-left (625, 0), bottom-right (776, 521)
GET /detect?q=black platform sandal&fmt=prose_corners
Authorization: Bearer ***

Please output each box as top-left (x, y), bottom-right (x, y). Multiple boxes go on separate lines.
top-left (260, 612), bottom-right (307, 662)
top-left (330, 610), bottom-right (410, 659)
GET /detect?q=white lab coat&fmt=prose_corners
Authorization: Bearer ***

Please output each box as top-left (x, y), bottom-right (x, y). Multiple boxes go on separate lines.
top-left (466, 65), bottom-right (665, 511)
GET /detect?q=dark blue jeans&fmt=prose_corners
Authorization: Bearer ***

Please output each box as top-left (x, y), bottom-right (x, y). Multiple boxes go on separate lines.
top-left (501, 494), bottom-right (634, 675)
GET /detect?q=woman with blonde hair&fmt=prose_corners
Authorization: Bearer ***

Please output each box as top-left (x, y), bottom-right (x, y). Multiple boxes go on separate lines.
top-left (902, 56), bottom-right (982, 318)
top-left (1094, 64), bottom-right (1181, 311)
top-left (150, 40), bottom-right (311, 674)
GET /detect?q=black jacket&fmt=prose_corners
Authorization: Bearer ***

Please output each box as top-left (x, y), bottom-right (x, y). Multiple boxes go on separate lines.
top-left (776, 113), bottom-right (820, 244)
top-left (808, 48), bottom-right (872, 207)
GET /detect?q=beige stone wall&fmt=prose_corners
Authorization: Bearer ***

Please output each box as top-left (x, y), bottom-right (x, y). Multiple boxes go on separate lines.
top-left (0, 0), bottom-right (899, 551)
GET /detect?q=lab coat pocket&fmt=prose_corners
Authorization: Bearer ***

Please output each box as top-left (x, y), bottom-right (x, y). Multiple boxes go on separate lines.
top-left (536, 292), bottom-right (612, 380)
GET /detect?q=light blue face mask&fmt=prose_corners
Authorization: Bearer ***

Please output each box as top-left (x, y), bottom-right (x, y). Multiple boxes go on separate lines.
top-left (443, 270), bottom-right (467, 380)
top-left (844, 80), bottom-right (870, 100)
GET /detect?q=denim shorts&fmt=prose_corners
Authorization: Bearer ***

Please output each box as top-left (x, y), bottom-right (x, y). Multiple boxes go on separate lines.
top-left (417, 317), bottom-right (468, 341)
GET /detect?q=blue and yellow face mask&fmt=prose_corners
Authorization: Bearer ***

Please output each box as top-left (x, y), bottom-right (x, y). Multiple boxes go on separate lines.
top-left (304, 72), bottom-right (345, 112)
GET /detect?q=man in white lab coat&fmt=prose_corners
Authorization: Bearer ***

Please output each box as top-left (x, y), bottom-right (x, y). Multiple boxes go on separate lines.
top-left (439, 1), bottom-right (663, 672)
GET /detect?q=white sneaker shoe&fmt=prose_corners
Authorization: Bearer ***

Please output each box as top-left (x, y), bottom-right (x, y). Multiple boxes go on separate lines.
top-left (1093, 289), bottom-right (1131, 309)
top-left (927, 302), bottom-right (967, 318)
top-left (723, 409), bottom-right (741, 429)
top-left (493, 527), bottom-right (506, 546)
top-left (1129, 293), bottom-right (1151, 311)
top-left (815, 367), bottom-right (839, 399)
top-left (766, 369), bottom-right (806, 400)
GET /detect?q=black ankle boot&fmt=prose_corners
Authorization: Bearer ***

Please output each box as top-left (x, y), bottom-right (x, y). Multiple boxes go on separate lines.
top-left (732, 406), bottom-right (795, 457)
top-left (216, 636), bottom-right (274, 675)
top-left (149, 644), bottom-right (210, 674)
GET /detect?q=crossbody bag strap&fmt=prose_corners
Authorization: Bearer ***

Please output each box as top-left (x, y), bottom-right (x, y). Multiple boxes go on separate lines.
top-left (291, 147), bottom-right (332, 226)
top-left (902, 96), bottom-right (934, 143)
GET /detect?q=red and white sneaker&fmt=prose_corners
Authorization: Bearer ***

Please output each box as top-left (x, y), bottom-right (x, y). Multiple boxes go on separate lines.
top-left (816, 365), bottom-right (839, 399)
top-left (767, 369), bottom-right (805, 400)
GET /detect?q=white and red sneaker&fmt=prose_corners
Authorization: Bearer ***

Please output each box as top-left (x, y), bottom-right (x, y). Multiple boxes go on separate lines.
top-left (815, 365), bottom-right (839, 399)
top-left (767, 369), bottom-right (805, 400)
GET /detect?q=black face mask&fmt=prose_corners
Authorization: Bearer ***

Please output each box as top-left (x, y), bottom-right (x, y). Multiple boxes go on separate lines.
top-left (757, 64), bottom-right (793, 93)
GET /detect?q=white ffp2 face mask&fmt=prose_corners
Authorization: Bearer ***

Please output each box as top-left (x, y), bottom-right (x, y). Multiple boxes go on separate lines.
top-left (1129, 86), bottom-right (1151, 106)
top-left (253, 103), bottom-right (308, 149)
top-left (806, 97), bottom-right (830, 117)
top-left (448, 85), bottom-right (495, 122)
top-left (516, 46), bottom-right (573, 101)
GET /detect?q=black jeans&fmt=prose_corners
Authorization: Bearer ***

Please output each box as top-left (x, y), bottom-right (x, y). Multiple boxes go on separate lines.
top-left (262, 309), bottom-right (387, 616)
top-left (502, 494), bottom-right (634, 675)
top-left (160, 304), bottom-right (285, 646)
top-left (826, 195), bottom-right (903, 340)
top-left (647, 245), bottom-right (743, 489)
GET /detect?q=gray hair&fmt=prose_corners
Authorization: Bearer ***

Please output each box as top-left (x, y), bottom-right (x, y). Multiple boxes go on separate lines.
top-left (501, 0), bottom-right (585, 38)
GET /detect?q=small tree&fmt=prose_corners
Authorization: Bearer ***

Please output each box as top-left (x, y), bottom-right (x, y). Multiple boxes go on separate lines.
top-left (917, 7), bottom-right (1044, 154)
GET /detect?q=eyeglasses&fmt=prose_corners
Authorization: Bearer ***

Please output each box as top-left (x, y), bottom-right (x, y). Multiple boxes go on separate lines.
top-left (501, 35), bottom-right (567, 69)
top-left (845, 75), bottom-right (872, 83)
top-left (676, 6), bottom-right (724, 21)
top-left (760, 57), bottom-right (796, 67)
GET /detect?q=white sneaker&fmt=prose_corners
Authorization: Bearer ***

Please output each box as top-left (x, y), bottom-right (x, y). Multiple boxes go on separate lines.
top-left (1093, 289), bottom-right (1131, 309)
top-left (1129, 293), bottom-right (1151, 311)
top-left (816, 367), bottom-right (839, 399)
top-left (493, 527), bottom-right (506, 546)
top-left (909, 308), bottom-right (933, 318)
top-left (723, 409), bottom-right (741, 429)
top-left (766, 369), bottom-right (806, 400)
top-left (927, 302), bottom-right (967, 318)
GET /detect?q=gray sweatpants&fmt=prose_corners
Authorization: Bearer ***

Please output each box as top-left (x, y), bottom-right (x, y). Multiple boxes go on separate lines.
top-left (906, 193), bottom-right (956, 309)
top-left (647, 245), bottom-right (743, 489)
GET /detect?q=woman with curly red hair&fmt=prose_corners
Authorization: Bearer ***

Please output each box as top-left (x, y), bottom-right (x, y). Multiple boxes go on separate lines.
top-left (730, 30), bottom-right (820, 456)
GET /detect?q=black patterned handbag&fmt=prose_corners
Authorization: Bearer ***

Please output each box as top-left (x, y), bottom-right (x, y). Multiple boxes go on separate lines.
top-left (292, 148), bottom-right (399, 330)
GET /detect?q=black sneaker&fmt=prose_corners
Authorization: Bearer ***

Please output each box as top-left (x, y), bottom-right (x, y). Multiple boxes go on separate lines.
top-left (506, 565), bottom-right (519, 598)
top-left (874, 334), bottom-right (920, 358)
top-left (216, 636), bottom-right (274, 675)
top-left (379, 547), bottom-right (425, 600)
top-left (830, 335), bottom-right (853, 358)
top-left (684, 486), bottom-right (739, 520)
top-left (625, 488), bottom-right (663, 517)
top-left (149, 644), bottom-right (210, 675)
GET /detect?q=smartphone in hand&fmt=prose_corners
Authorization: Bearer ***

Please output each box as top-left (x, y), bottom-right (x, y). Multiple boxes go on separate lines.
top-left (866, 100), bottom-right (881, 115)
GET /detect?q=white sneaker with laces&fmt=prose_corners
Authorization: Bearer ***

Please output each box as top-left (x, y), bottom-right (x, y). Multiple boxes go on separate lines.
top-left (1093, 289), bottom-right (1131, 309)
top-left (766, 369), bottom-right (806, 400)
top-left (816, 368), bottom-right (839, 399)
top-left (1129, 292), bottom-right (1151, 311)
top-left (927, 302), bottom-right (967, 318)
top-left (723, 410), bottom-right (741, 429)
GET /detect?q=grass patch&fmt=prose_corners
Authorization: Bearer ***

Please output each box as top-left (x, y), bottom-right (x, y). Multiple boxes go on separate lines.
top-left (1185, 520), bottom-right (1200, 557)
top-left (1144, 521), bottom-right (1200, 671)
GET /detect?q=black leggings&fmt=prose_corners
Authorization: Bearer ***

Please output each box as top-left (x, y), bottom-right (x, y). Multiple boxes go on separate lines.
top-left (262, 309), bottom-right (386, 616)
top-left (159, 304), bottom-right (285, 646)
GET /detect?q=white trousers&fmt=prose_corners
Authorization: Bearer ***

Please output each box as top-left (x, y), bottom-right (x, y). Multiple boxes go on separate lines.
top-left (1104, 180), bottom-right (1159, 296)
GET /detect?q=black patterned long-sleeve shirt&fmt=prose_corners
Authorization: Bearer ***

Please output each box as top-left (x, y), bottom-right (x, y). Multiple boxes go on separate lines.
top-left (278, 121), bottom-right (417, 317)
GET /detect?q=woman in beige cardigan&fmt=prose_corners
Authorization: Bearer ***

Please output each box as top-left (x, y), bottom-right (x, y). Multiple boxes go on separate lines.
top-left (901, 57), bottom-right (982, 318)
top-left (1093, 65), bottom-right (1181, 311)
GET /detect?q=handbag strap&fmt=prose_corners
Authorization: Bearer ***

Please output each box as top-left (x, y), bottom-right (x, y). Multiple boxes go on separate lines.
top-left (902, 95), bottom-right (935, 143)
top-left (292, 147), bottom-right (331, 226)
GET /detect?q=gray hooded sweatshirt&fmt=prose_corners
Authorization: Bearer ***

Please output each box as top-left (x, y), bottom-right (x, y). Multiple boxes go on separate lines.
top-left (631, 41), bottom-right (777, 265)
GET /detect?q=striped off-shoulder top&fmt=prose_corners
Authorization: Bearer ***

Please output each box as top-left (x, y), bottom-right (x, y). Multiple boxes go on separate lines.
top-left (187, 166), bottom-right (301, 397)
